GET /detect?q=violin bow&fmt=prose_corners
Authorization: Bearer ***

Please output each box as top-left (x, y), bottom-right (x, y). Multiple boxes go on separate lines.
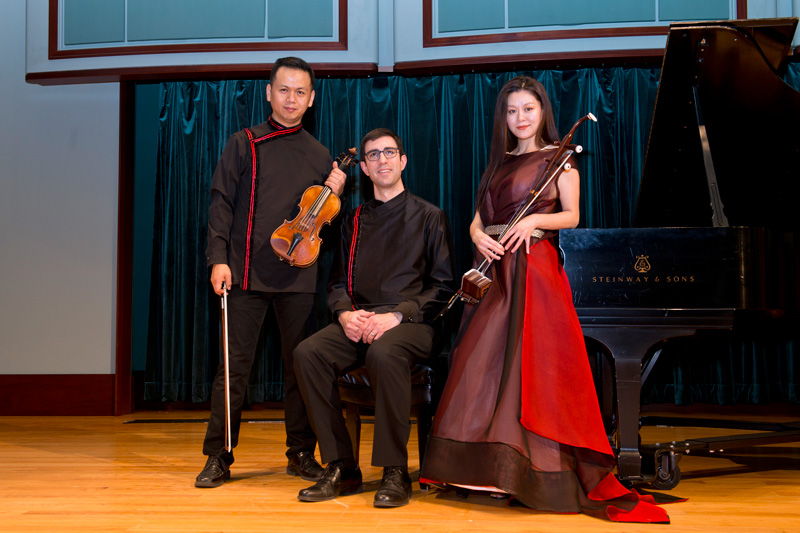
top-left (221, 282), bottom-right (232, 453)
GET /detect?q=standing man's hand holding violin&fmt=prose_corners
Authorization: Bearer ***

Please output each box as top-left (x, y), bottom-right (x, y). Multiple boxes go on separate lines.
top-left (325, 162), bottom-right (347, 197)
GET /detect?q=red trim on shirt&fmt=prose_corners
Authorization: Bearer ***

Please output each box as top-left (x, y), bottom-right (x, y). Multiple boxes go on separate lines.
top-left (346, 205), bottom-right (363, 310)
top-left (240, 122), bottom-right (302, 290)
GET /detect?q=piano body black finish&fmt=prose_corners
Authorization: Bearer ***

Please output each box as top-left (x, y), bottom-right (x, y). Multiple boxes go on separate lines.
top-left (560, 18), bottom-right (800, 488)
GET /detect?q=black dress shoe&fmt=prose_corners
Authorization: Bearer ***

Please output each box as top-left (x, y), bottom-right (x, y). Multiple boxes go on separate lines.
top-left (374, 466), bottom-right (412, 508)
top-left (287, 450), bottom-right (324, 481)
top-left (195, 454), bottom-right (230, 488)
top-left (297, 461), bottom-right (363, 502)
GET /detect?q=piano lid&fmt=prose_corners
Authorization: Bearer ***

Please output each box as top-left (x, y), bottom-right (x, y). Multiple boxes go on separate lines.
top-left (634, 18), bottom-right (800, 229)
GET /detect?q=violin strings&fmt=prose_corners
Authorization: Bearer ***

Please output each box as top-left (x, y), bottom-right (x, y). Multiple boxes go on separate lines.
top-left (296, 188), bottom-right (330, 231)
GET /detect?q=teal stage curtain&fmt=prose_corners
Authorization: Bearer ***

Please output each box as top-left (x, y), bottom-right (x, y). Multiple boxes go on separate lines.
top-left (144, 65), bottom-right (799, 405)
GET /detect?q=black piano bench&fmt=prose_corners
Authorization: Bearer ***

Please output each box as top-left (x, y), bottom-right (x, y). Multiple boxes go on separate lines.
top-left (337, 364), bottom-right (434, 487)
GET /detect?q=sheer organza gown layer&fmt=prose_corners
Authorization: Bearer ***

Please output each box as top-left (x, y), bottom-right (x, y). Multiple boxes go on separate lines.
top-left (421, 150), bottom-right (669, 523)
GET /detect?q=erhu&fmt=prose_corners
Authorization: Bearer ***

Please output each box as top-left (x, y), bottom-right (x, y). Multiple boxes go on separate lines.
top-left (436, 113), bottom-right (597, 320)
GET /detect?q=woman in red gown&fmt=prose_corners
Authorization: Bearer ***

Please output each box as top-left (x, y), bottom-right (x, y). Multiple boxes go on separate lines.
top-left (420, 76), bottom-right (669, 523)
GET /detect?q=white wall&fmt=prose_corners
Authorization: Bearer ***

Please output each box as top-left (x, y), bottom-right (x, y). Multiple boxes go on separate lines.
top-left (0, 1), bottom-right (119, 374)
top-left (748, 1), bottom-right (800, 46)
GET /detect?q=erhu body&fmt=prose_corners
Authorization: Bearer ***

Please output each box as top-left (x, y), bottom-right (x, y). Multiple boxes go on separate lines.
top-left (270, 148), bottom-right (358, 267)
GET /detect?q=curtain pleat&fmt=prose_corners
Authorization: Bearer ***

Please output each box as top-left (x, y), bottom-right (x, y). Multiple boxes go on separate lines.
top-left (144, 66), bottom-right (799, 405)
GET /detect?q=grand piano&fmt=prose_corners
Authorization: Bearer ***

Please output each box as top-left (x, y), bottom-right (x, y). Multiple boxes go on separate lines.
top-left (560, 18), bottom-right (800, 489)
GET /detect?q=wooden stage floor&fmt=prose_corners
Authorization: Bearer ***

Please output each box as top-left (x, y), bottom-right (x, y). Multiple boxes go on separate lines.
top-left (2, 408), bottom-right (799, 532)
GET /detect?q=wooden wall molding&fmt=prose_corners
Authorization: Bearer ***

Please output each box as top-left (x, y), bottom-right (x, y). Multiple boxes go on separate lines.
top-left (116, 82), bottom-right (134, 416)
top-left (422, 0), bottom-right (748, 48)
top-left (394, 49), bottom-right (665, 75)
top-left (33, 2), bottom-right (752, 85)
top-left (26, 62), bottom-right (380, 86)
top-left (48, 0), bottom-right (349, 60)
top-left (0, 374), bottom-right (115, 416)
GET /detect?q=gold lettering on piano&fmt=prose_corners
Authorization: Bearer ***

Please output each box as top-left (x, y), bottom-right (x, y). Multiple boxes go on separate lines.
top-left (592, 276), bottom-right (650, 283)
top-left (591, 274), bottom-right (695, 284)
top-left (589, 257), bottom-right (696, 285)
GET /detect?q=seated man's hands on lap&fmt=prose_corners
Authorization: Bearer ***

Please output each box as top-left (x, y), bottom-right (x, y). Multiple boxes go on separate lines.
top-left (339, 310), bottom-right (402, 344)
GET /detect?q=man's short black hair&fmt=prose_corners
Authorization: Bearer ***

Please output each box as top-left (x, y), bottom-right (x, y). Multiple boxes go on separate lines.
top-left (270, 57), bottom-right (315, 86)
top-left (359, 128), bottom-right (405, 160)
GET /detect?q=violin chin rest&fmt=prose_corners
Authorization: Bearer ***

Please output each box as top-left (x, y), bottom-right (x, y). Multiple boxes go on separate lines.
top-left (270, 236), bottom-right (318, 268)
top-left (270, 237), bottom-right (295, 265)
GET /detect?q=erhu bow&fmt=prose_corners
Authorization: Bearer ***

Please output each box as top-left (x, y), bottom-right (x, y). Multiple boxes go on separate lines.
top-left (436, 113), bottom-right (597, 320)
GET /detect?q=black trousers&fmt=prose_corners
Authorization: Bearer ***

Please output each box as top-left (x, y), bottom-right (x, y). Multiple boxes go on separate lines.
top-left (203, 287), bottom-right (317, 460)
top-left (293, 321), bottom-right (434, 467)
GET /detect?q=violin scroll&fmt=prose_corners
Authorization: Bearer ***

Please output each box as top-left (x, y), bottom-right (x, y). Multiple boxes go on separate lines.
top-left (336, 147), bottom-right (359, 170)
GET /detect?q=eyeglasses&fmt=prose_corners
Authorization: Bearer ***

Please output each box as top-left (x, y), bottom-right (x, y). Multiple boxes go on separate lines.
top-left (364, 148), bottom-right (399, 161)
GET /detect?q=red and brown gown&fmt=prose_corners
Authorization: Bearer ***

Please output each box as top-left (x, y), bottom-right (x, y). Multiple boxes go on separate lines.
top-left (421, 149), bottom-right (669, 523)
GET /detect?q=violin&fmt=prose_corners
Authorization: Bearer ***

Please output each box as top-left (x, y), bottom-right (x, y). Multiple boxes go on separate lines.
top-left (436, 113), bottom-right (597, 319)
top-left (270, 148), bottom-right (358, 267)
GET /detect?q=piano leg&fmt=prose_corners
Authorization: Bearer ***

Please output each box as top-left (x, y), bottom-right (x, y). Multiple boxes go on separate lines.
top-left (583, 327), bottom-right (696, 482)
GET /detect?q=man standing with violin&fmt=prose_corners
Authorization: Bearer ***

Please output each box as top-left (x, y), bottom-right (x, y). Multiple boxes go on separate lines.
top-left (293, 128), bottom-right (456, 507)
top-left (196, 57), bottom-right (346, 488)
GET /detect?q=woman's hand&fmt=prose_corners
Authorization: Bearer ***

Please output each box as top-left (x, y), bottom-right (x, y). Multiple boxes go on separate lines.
top-left (499, 214), bottom-right (540, 254)
top-left (473, 229), bottom-right (505, 262)
top-left (495, 167), bottom-right (582, 255)
top-left (470, 211), bottom-right (505, 262)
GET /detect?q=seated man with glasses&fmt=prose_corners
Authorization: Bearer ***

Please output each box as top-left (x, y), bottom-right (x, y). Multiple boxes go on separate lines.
top-left (293, 127), bottom-right (456, 508)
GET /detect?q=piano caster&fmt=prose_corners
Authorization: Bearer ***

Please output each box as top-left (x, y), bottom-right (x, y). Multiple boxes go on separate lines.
top-left (650, 453), bottom-right (682, 490)
top-left (615, 477), bottom-right (634, 490)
